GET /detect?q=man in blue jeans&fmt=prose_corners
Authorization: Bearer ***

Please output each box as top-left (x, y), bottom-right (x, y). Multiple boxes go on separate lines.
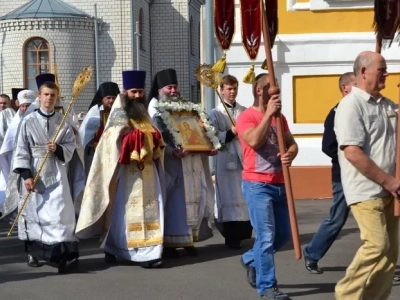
top-left (302, 72), bottom-right (355, 274)
top-left (236, 73), bottom-right (298, 300)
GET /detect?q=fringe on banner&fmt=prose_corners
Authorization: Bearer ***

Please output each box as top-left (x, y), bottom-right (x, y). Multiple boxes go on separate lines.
top-left (212, 53), bottom-right (227, 73)
top-left (243, 64), bottom-right (255, 84)
top-left (261, 59), bottom-right (268, 70)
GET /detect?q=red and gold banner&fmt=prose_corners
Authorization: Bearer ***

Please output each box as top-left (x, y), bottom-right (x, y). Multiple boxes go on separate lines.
top-left (212, 0), bottom-right (235, 73)
top-left (214, 0), bottom-right (235, 50)
top-left (266, 0), bottom-right (278, 48)
top-left (240, 0), bottom-right (262, 61)
top-left (374, 0), bottom-right (400, 40)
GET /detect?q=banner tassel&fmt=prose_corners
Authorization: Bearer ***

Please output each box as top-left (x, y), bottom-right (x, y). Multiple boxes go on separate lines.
top-left (261, 59), bottom-right (268, 70)
top-left (212, 53), bottom-right (227, 73)
top-left (243, 64), bottom-right (255, 84)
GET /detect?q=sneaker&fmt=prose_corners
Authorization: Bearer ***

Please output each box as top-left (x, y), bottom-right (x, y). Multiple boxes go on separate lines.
top-left (261, 287), bottom-right (291, 300)
top-left (240, 257), bottom-right (256, 288)
top-left (303, 249), bottom-right (323, 274)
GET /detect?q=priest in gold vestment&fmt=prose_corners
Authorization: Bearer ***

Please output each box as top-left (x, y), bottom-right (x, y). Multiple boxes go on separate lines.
top-left (75, 70), bottom-right (166, 269)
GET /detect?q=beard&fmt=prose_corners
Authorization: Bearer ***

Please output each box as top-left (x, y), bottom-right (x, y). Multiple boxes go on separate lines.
top-left (122, 94), bottom-right (149, 121)
top-left (158, 89), bottom-right (180, 102)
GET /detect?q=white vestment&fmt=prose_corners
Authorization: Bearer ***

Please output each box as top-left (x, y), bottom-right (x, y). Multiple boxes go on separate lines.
top-left (209, 103), bottom-right (250, 222)
top-left (13, 111), bottom-right (78, 244)
top-left (0, 108), bottom-right (16, 149)
top-left (78, 104), bottom-right (104, 175)
top-left (0, 109), bottom-right (23, 208)
top-left (153, 109), bottom-right (215, 247)
top-left (148, 97), bottom-right (159, 119)
top-left (76, 95), bottom-right (166, 262)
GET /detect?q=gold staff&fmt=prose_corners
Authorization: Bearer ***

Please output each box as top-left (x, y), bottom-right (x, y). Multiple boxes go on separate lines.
top-left (8, 66), bottom-right (93, 236)
top-left (195, 64), bottom-right (236, 125)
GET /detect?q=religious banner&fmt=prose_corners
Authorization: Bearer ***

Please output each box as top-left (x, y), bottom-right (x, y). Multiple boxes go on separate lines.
top-left (261, 0), bottom-right (278, 70)
top-left (156, 97), bottom-right (221, 152)
top-left (213, 0), bottom-right (235, 73)
top-left (240, 0), bottom-right (262, 84)
top-left (374, 0), bottom-right (400, 42)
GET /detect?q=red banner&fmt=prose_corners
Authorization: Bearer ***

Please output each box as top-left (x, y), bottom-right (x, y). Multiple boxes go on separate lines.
top-left (240, 0), bottom-right (262, 60)
top-left (265, 0), bottom-right (278, 47)
top-left (374, 0), bottom-right (400, 40)
top-left (214, 0), bottom-right (235, 50)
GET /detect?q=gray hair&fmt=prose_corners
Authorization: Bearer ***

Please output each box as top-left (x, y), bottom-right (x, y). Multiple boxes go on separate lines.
top-left (353, 53), bottom-right (373, 77)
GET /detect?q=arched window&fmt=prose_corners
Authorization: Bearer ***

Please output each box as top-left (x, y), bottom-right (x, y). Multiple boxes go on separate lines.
top-left (190, 16), bottom-right (195, 55)
top-left (24, 37), bottom-right (51, 91)
top-left (139, 8), bottom-right (144, 51)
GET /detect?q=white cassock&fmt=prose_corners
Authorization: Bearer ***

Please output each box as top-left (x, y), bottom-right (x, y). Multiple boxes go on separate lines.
top-left (78, 104), bottom-right (104, 175)
top-left (148, 97), bottom-right (158, 119)
top-left (0, 108), bottom-right (16, 149)
top-left (0, 109), bottom-right (23, 209)
top-left (209, 102), bottom-right (250, 222)
top-left (12, 111), bottom-right (78, 244)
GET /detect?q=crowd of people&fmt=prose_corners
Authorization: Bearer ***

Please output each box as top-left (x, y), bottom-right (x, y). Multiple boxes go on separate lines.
top-left (0, 49), bottom-right (399, 300)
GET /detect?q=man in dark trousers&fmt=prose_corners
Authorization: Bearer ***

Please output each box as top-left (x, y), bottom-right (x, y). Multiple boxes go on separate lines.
top-left (303, 72), bottom-right (355, 274)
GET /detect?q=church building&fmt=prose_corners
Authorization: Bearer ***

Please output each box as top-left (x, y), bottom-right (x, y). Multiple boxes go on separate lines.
top-left (0, 0), bottom-right (204, 112)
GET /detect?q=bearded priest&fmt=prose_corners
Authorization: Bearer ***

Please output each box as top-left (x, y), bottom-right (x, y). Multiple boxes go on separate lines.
top-left (75, 70), bottom-right (166, 269)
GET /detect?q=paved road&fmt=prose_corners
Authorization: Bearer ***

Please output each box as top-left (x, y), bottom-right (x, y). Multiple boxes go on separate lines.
top-left (1, 199), bottom-right (399, 300)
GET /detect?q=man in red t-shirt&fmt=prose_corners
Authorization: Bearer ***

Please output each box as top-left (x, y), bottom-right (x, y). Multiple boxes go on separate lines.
top-left (236, 73), bottom-right (298, 300)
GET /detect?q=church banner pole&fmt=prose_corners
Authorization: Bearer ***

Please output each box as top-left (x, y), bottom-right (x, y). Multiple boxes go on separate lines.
top-left (135, 21), bottom-right (140, 70)
top-left (260, 0), bottom-right (301, 259)
top-left (373, 0), bottom-right (400, 217)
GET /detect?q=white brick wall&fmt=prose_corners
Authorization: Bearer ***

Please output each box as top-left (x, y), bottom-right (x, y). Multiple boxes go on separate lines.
top-left (0, 18), bottom-right (96, 113)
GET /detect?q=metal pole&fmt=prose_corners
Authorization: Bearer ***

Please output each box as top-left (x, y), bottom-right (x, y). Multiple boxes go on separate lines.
top-left (130, 1), bottom-right (135, 69)
top-left (94, 4), bottom-right (100, 88)
top-left (204, 0), bottom-right (215, 114)
top-left (135, 21), bottom-right (140, 70)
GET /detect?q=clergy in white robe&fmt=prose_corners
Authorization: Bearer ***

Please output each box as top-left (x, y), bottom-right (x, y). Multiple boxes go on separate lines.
top-left (209, 75), bottom-right (252, 249)
top-left (152, 78), bottom-right (215, 258)
top-left (3, 81), bottom-right (80, 273)
top-left (76, 70), bottom-right (166, 269)
top-left (78, 82), bottom-right (120, 176)
top-left (17, 74), bottom-right (86, 215)
top-left (0, 90), bottom-right (36, 212)
top-left (0, 108), bottom-right (16, 149)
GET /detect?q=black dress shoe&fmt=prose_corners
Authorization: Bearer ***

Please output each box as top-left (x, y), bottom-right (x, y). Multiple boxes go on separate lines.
top-left (104, 252), bottom-right (117, 263)
top-left (225, 242), bottom-right (243, 249)
top-left (240, 258), bottom-right (256, 288)
top-left (27, 254), bottom-right (40, 267)
top-left (162, 247), bottom-right (180, 259)
top-left (303, 251), bottom-right (323, 274)
top-left (140, 259), bottom-right (164, 269)
top-left (57, 258), bottom-right (79, 274)
top-left (184, 246), bottom-right (198, 257)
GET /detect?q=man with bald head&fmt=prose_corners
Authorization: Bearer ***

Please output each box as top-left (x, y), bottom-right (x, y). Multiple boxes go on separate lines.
top-left (303, 72), bottom-right (355, 274)
top-left (236, 73), bottom-right (298, 299)
top-left (334, 51), bottom-right (399, 299)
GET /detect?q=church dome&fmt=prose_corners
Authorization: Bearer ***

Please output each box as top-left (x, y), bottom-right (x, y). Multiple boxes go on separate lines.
top-left (0, 0), bottom-right (91, 21)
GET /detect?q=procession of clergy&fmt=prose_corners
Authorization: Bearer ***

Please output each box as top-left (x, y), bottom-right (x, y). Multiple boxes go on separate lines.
top-left (0, 68), bottom-right (250, 274)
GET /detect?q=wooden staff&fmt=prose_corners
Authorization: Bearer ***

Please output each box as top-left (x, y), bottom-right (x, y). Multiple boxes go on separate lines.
top-left (395, 84), bottom-right (400, 216)
top-left (261, 0), bottom-right (301, 259)
top-left (373, 0), bottom-right (400, 216)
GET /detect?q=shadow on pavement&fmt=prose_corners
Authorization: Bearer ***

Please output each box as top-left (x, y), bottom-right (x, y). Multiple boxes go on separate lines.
top-left (280, 282), bottom-right (336, 297)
